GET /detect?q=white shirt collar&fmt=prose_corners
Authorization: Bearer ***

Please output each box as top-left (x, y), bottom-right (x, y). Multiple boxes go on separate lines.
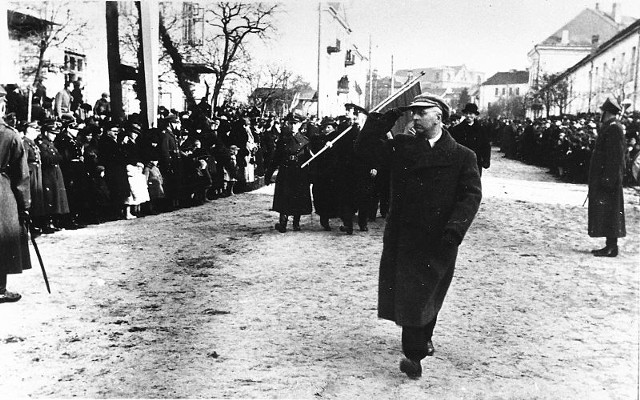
top-left (428, 131), bottom-right (442, 148)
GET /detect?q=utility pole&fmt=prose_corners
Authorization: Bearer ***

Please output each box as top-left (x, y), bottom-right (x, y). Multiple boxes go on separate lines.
top-left (391, 54), bottom-right (395, 95)
top-left (105, 1), bottom-right (124, 121)
top-left (316, 2), bottom-right (322, 117)
top-left (367, 35), bottom-right (373, 109)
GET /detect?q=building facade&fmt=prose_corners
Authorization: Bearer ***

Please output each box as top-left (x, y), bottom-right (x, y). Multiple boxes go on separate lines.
top-left (544, 20), bottom-right (640, 115)
top-left (478, 70), bottom-right (529, 113)
top-left (527, 3), bottom-right (635, 90)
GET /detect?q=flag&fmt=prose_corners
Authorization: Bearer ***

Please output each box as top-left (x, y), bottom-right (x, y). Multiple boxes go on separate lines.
top-left (374, 82), bottom-right (421, 135)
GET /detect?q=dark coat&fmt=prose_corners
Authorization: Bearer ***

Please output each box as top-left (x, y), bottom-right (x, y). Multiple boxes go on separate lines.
top-left (0, 122), bottom-right (32, 274)
top-left (36, 134), bottom-right (70, 215)
top-left (55, 131), bottom-right (90, 212)
top-left (450, 120), bottom-right (491, 170)
top-left (309, 132), bottom-right (342, 218)
top-left (356, 111), bottom-right (482, 327)
top-left (22, 136), bottom-right (46, 218)
top-left (265, 128), bottom-right (312, 215)
top-left (98, 135), bottom-right (130, 204)
top-left (588, 118), bottom-right (626, 238)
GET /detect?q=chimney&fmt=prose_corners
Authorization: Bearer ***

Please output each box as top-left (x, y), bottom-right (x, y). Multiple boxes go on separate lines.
top-left (612, 3), bottom-right (621, 24)
top-left (591, 34), bottom-right (600, 53)
top-left (595, 2), bottom-right (599, 11)
top-left (561, 29), bottom-right (570, 45)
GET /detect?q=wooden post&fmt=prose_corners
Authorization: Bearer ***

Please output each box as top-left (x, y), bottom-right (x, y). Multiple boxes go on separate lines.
top-left (140, 0), bottom-right (160, 128)
top-left (105, 2), bottom-right (124, 121)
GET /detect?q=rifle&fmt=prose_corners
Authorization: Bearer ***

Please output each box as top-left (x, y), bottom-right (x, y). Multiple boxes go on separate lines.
top-left (301, 71), bottom-right (426, 169)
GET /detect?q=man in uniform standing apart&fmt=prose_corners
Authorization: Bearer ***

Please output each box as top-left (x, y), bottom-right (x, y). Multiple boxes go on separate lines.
top-left (588, 98), bottom-right (626, 257)
top-left (356, 94), bottom-right (482, 379)
top-left (265, 110), bottom-right (312, 233)
top-left (450, 103), bottom-right (491, 176)
top-left (0, 96), bottom-right (32, 303)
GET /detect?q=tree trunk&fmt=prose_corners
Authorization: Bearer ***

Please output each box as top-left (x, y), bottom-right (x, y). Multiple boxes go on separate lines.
top-left (106, 1), bottom-right (125, 121)
top-left (134, 1), bottom-right (148, 128)
top-left (33, 40), bottom-right (47, 86)
top-left (159, 19), bottom-right (197, 114)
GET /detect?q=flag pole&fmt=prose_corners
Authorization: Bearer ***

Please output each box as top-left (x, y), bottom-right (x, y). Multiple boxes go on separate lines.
top-left (300, 71), bottom-right (424, 169)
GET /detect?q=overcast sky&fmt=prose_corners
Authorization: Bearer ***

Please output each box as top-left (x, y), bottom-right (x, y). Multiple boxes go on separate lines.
top-left (251, 0), bottom-right (640, 83)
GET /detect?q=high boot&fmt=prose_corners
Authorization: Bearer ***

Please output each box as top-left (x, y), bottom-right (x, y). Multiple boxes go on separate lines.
top-left (275, 214), bottom-right (288, 233)
top-left (292, 215), bottom-right (301, 231)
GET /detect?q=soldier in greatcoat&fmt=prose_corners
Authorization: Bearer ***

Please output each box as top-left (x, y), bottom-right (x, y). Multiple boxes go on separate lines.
top-left (355, 94), bottom-right (482, 379)
top-left (0, 100), bottom-right (32, 303)
top-left (265, 110), bottom-right (312, 233)
top-left (35, 120), bottom-right (70, 232)
top-left (588, 98), bottom-right (626, 257)
top-left (19, 122), bottom-right (45, 232)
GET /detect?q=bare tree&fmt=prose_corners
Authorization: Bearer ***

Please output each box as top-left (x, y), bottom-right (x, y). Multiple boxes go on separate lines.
top-left (201, 2), bottom-right (279, 112)
top-left (600, 61), bottom-right (636, 104)
top-left (10, 1), bottom-right (88, 85)
top-left (247, 63), bottom-right (295, 115)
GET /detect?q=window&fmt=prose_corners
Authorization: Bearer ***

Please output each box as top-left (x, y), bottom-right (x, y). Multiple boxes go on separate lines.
top-left (502, 88), bottom-right (506, 95)
top-left (435, 72), bottom-right (440, 80)
top-left (495, 88), bottom-right (498, 96)
top-left (509, 87), bottom-right (513, 95)
top-left (77, 59), bottom-right (83, 72)
top-left (515, 87), bottom-right (520, 96)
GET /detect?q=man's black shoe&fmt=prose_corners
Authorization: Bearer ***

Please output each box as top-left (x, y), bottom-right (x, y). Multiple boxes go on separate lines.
top-left (274, 223), bottom-right (287, 233)
top-left (399, 358), bottom-right (422, 379)
top-left (339, 225), bottom-right (353, 235)
top-left (0, 290), bottom-right (22, 303)
top-left (593, 246), bottom-right (618, 257)
top-left (426, 340), bottom-right (435, 356)
top-left (359, 225), bottom-right (368, 232)
top-left (292, 224), bottom-right (301, 231)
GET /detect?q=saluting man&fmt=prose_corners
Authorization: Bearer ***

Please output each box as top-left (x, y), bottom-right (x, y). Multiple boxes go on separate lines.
top-left (355, 94), bottom-right (482, 379)
top-left (588, 98), bottom-right (626, 257)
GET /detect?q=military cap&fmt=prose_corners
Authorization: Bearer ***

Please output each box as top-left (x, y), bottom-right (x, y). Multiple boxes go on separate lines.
top-left (600, 97), bottom-right (622, 114)
top-left (408, 93), bottom-right (450, 120)
top-left (284, 109), bottom-right (305, 123)
top-left (41, 119), bottom-right (61, 133)
top-left (165, 114), bottom-right (179, 123)
top-left (320, 116), bottom-right (337, 129)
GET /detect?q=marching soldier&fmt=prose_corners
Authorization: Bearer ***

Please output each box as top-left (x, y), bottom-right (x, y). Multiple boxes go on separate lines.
top-left (265, 110), bottom-right (312, 233)
top-left (309, 117), bottom-right (342, 231)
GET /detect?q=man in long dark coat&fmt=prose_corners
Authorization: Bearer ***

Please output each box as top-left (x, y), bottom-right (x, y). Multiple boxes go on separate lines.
top-left (0, 107), bottom-right (32, 303)
top-left (36, 120), bottom-right (70, 231)
top-left (265, 110), bottom-right (312, 233)
top-left (55, 122), bottom-right (90, 228)
top-left (588, 98), bottom-right (626, 257)
top-left (309, 118), bottom-right (342, 230)
top-left (355, 94), bottom-right (482, 379)
top-left (20, 122), bottom-right (45, 233)
top-left (450, 103), bottom-right (491, 176)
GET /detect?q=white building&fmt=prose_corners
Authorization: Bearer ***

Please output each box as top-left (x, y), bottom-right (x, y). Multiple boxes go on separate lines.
top-left (527, 3), bottom-right (635, 90)
top-left (544, 19), bottom-right (640, 114)
top-left (478, 70), bottom-right (529, 113)
top-left (316, 3), bottom-right (367, 118)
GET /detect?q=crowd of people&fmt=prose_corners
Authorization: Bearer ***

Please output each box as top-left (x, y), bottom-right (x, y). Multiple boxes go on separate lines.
top-left (485, 112), bottom-right (640, 185)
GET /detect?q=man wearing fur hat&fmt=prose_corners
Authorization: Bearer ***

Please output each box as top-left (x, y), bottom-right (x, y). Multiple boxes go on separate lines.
top-left (588, 98), bottom-right (626, 257)
top-left (355, 93), bottom-right (482, 379)
top-left (265, 110), bottom-right (312, 232)
top-left (449, 103), bottom-right (491, 176)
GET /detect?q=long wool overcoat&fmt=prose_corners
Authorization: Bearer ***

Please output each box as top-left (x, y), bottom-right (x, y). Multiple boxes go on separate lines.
top-left (266, 128), bottom-right (312, 216)
top-left (588, 118), bottom-right (626, 238)
top-left (22, 136), bottom-right (45, 218)
top-left (0, 122), bottom-right (32, 274)
top-left (356, 110), bottom-right (482, 327)
top-left (36, 134), bottom-right (70, 215)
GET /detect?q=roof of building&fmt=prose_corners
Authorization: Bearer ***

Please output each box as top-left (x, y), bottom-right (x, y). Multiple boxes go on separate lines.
top-left (539, 7), bottom-right (634, 47)
top-left (482, 70), bottom-right (529, 86)
top-left (396, 65), bottom-right (480, 76)
top-left (548, 18), bottom-right (640, 87)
